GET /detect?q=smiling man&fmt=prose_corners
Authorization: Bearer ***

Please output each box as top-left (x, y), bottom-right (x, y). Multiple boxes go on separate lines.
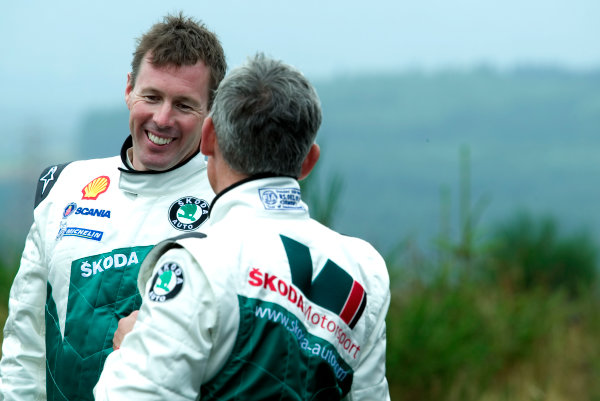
top-left (0, 12), bottom-right (226, 401)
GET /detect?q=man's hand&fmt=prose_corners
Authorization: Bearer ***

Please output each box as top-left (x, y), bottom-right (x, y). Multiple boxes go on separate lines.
top-left (113, 310), bottom-right (139, 350)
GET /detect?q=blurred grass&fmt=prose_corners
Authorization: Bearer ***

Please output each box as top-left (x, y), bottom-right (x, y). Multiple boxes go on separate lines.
top-left (386, 211), bottom-right (600, 401)
top-left (387, 278), bottom-right (600, 400)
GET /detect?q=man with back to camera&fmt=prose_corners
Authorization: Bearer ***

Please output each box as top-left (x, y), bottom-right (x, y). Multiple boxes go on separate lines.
top-left (0, 12), bottom-right (226, 401)
top-left (94, 53), bottom-right (391, 401)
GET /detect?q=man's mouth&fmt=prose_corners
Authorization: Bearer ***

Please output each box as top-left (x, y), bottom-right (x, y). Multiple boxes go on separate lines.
top-left (147, 131), bottom-right (174, 146)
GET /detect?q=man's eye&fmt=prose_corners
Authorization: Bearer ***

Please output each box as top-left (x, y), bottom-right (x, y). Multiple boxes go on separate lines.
top-left (177, 103), bottom-right (193, 111)
top-left (144, 95), bottom-right (159, 102)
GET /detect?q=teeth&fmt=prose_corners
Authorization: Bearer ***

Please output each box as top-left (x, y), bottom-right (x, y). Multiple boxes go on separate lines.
top-left (147, 132), bottom-right (173, 145)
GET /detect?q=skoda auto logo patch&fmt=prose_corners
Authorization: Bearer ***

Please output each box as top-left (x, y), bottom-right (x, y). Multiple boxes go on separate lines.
top-left (168, 196), bottom-right (209, 231)
top-left (148, 262), bottom-right (184, 302)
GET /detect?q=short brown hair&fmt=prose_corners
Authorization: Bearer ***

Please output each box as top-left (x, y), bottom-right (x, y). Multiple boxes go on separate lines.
top-left (130, 12), bottom-right (227, 109)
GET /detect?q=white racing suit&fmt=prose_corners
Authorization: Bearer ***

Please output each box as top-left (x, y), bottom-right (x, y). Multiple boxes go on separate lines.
top-left (0, 137), bottom-right (214, 401)
top-left (95, 176), bottom-right (391, 401)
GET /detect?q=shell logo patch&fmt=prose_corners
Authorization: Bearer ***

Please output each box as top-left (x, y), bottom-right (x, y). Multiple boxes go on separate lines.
top-left (148, 262), bottom-right (184, 302)
top-left (168, 196), bottom-right (210, 231)
top-left (82, 176), bottom-right (110, 200)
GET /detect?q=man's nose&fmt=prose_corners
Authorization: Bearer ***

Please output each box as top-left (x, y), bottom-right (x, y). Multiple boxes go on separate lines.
top-left (154, 102), bottom-right (173, 127)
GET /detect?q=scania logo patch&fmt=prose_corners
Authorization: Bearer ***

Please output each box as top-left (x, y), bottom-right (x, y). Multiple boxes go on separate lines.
top-left (168, 196), bottom-right (209, 231)
top-left (149, 262), bottom-right (184, 302)
top-left (75, 207), bottom-right (111, 218)
top-left (63, 202), bottom-right (77, 218)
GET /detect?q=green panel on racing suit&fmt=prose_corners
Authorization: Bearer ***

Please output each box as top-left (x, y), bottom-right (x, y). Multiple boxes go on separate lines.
top-left (45, 245), bottom-right (154, 401)
top-left (200, 296), bottom-right (353, 400)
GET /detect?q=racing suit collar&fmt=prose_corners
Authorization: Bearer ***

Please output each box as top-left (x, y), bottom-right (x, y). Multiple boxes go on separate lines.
top-left (118, 136), bottom-right (210, 197)
top-left (208, 175), bottom-right (308, 224)
top-left (118, 135), bottom-right (201, 174)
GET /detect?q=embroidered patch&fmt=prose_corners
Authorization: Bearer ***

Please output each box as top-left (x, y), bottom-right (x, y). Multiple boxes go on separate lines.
top-left (74, 207), bottom-right (111, 218)
top-left (63, 202), bottom-right (77, 218)
top-left (40, 166), bottom-right (58, 196)
top-left (61, 227), bottom-right (104, 241)
top-left (36, 163), bottom-right (70, 208)
top-left (82, 176), bottom-right (110, 200)
top-left (148, 262), bottom-right (184, 302)
top-left (56, 202), bottom-right (77, 241)
top-left (168, 196), bottom-right (210, 231)
top-left (258, 187), bottom-right (303, 210)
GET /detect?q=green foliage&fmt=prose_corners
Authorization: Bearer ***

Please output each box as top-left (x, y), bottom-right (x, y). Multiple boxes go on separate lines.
top-left (387, 278), bottom-right (498, 399)
top-left (0, 265), bottom-right (17, 308)
top-left (386, 241), bottom-right (594, 401)
top-left (0, 250), bottom-right (19, 308)
top-left (0, 257), bottom-right (19, 354)
top-left (484, 212), bottom-right (597, 296)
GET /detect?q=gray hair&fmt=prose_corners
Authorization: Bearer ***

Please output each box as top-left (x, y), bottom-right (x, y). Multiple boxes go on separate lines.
top-left (209, 53), bottom-right (322, 178)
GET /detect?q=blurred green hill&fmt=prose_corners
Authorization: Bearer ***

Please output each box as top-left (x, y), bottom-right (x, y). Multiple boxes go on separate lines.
top-left (315, 66), bottom-right (600, 253)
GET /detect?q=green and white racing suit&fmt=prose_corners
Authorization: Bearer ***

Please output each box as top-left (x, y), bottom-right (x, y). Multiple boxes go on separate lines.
top-left (0, 137), bottom-right (214, 401)
top-left (95, 176), bottom-right (391, 401)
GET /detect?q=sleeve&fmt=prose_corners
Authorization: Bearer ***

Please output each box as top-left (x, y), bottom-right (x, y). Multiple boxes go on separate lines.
top-left (345, 290), bottom-right (391, 401)
top-left (94, 247), bottom-right (217, 401)
top-left (0, 221), bottom-right (48, 401)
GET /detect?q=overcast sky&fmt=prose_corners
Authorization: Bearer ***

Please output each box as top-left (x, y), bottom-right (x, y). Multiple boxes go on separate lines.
top-left (1, 0), bottom-right (599, 147)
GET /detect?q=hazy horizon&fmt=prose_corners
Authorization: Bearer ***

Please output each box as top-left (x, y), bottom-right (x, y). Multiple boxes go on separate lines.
top-left (2, 0), bottom-right (598, 146)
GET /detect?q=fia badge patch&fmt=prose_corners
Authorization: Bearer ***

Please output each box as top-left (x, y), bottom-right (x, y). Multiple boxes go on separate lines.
top-left (258, 187), bottom-right (304, 210)
top-left (168, 196), bottom-right (210, 231)
top-left (149, 262), bottom-right (184, 302)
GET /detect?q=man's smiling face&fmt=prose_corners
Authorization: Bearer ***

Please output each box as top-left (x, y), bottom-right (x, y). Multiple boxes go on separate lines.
top-left (125, 55), bottom-right (211, 171)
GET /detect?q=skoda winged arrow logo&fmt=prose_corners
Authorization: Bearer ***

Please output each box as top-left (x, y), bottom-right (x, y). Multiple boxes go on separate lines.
top-left (168, 196), bottom-right (209, 231)
top-left (149, 262), bottom-right (184, 302)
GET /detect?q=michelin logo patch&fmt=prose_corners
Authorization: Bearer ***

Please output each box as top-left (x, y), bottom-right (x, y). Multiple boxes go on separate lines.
top-left (61, 227), bottom-right (104, 241)
top-left (149, 262), bottom-right (184, 302)
top-left (259, 187), bottom-right (304, 210)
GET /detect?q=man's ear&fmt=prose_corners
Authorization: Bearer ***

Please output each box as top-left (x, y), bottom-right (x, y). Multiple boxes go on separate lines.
top-left (200, 116), bottom-right (216, 157)
top-left (125, 73), bottom-right (133, 110)
top-left (298, 144), bottom-right (320, 180)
